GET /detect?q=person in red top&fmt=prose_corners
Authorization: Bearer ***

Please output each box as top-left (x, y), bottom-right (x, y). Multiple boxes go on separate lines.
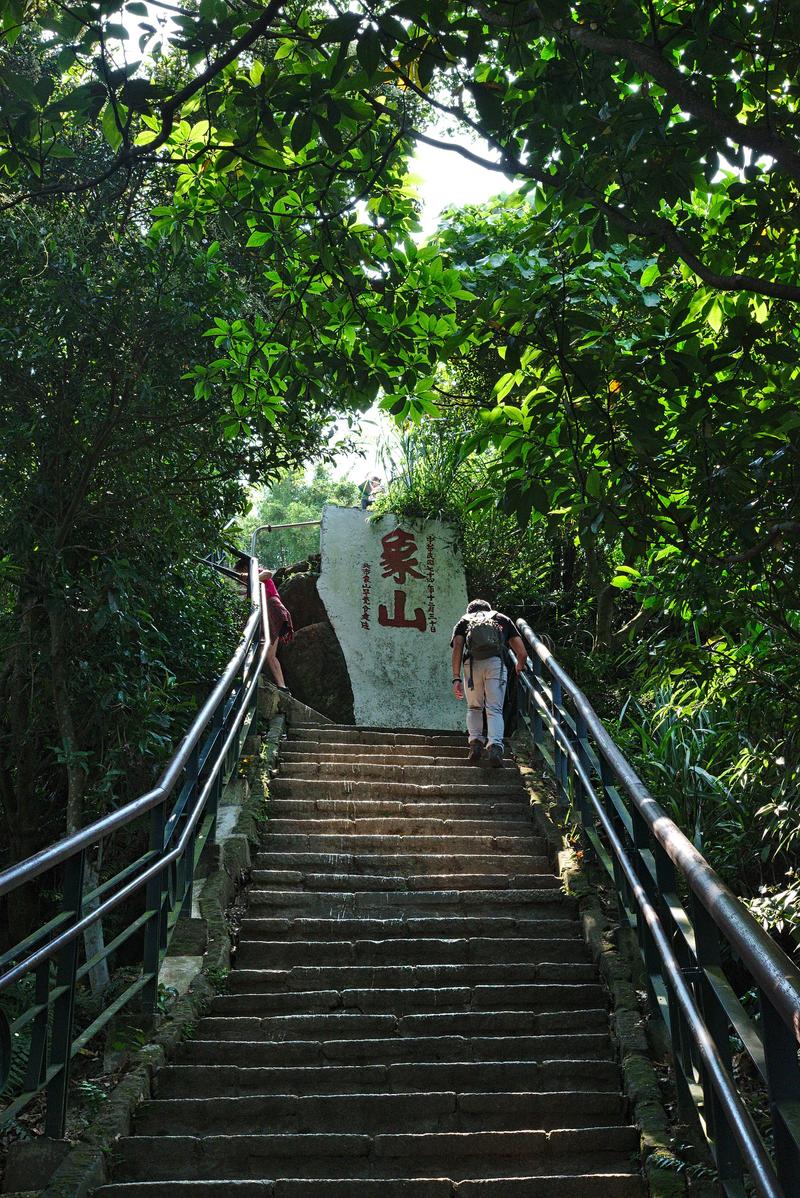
top-left (259, 568), bottom-right (294, 692)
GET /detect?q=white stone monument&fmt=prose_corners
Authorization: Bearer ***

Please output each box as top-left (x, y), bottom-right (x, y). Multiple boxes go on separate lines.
top-left (317, 505), bottom-right (468, 730)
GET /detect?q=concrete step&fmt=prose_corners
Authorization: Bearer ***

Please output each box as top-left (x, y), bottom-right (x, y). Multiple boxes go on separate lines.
top-left (108, 1126), bottom-right (640, 1181)
top-left (181, 980), bottom-right (605, 1018)
top-left (265, 815), bottom-right (531, 835)
top-left (219, 962), bottom-right (595, 995)
top-left (176, 1032), bottom-right (616, 1068)
top-left (287, 728), bottom-right (466, 746)
top-left (96, 1175), bottom-right (644, 1197)
top-left (102, 729), bottom-right (643, 1196)
top-left (248, 870), bottom-right (560, 893)
top-left (278, 764), bottom-right (523, 787)
top-left (253, 852), bottom-right (553, 876)
top-left (134, 1088), bottom-right (628, 1135)
top-left (246, 889), bottom-right (572, 918)
top-left (270, 779), bottom-right (524, 801)
top-left (265, 798), bottom-right (530, 819)
top-left (280, 749), bottom-right (505, 765)
top-left (263, 835), bottom-right (549, 856)
top-left (236, 916), bottom-right (583, 942)
top-left (230, 942), bottom-right (590, 972)
top-left (156, 1058), bottom-right (621, 1099)
top-left (194, 1007), bottom-right (610, 1041)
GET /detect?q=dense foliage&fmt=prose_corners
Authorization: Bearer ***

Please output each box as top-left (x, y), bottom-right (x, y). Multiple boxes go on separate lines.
top-left (380, 187), bottom-right (800, 946)
top-left (0, 163), bottom-right (346, 939)
top-left (1, 0), bottom-right (799, 944)
top-left (241, 465), bottom-right (360, 567)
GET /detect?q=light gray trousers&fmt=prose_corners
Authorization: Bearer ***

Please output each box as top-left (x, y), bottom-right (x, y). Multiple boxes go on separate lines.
top-left (465, 656), bottom-right (507, 748)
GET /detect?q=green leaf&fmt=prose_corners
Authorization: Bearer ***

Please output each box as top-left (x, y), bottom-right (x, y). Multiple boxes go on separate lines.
top-left (291, 113), bottom-right (314, 153)
top-left (101, 101), bottom-right (125, 150)
top-left (357, 27), bottom-right (382, 76)
top-left (319, 12), bottom-right (361, 42)
top-left (246, 230), bottom-right (270, 248)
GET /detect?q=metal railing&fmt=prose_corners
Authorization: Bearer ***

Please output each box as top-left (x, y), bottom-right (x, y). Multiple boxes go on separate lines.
top-left (515, 618), bottom-right (800, 1198)
top-left (0, 556), bottom-right (268, 1138)
top-left (249, 519), bottom-right (321, 558)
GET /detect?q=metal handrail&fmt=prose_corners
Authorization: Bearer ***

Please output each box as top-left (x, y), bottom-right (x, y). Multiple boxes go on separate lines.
top-left (0, 556), bottom-right (268, 1137)
top-left (516, 617), bottom-right (800, 1198)
top-left (0, 604), bottom-right (262, 898)
top-left (249, 519), bottom-right (321, 556)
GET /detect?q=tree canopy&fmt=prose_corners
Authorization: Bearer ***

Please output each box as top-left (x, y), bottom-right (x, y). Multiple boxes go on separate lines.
top-left (4, 1), bottom-right (800, 288)
top-left (1, 0), bottom-right (799, 941)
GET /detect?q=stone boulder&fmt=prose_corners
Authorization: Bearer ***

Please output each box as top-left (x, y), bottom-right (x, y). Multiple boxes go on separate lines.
top-left (278, 620), bottom-right (355, 724)
top-left (279, 571), bottom-right (328, 631)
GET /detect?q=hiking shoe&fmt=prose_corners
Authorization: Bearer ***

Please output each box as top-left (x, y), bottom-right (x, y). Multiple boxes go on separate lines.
top-left (467, 740), bottom-right (483, 765)
top-left (486, 743), bottom-right (504, 768)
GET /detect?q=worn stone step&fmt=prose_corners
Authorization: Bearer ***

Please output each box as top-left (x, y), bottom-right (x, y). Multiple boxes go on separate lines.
top-left (246, 889), bottom-right (571, 918)
top-left (265, 798), bottom-right (530, 820)
top-left (196, 1011), bottom-right (608, 1039)
top-left (278, 764), bottom-right (522, 787)
top-left (229, 934), bottom-right (586, 972)
top-left (110, 1126), bottom-right (639, 1181)
top-left (219, 962), bottom-right (595, 996)
top-left (96, 1175), bottom-right (644, 1197)
top-left (236, 916), bottom-right (582, 942)
top-left (174, 1030), bottom-right (613, 1068)
top-left (248, 870), bottom-right (560, 893)
top-left (101, 716), bottom-right (642, 1196)
top-left (280, 749), bottom-right (503, 765)
top-left (253, 852), bottom-right (552, 876)
top-left (156, 1058), bottom-right (622, 1099)
top-left (185, 980), bottom-right (605, 1019)
top-left (269, 781), bottom-right (525, 804)
top-left (287, 727), bottom-right (466, 746)
top-left (134, 1088), bottom-right (627, 1135)
top-left (258, 836), bottom-right (554, 859)
top-left (266, 816), bottom-right (529, 837)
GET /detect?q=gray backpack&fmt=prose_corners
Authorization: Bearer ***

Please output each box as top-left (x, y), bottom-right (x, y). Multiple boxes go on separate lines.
top-left (464, 611), bottom-right (504, 660)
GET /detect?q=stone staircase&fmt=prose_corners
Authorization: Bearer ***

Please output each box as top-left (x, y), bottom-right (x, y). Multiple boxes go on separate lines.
top-left (97, 723), bottom-right (645, 1197)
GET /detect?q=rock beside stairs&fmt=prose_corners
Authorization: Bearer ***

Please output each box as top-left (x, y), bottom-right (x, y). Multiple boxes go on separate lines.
top-left (97, 724), bottom-right (644, 1197)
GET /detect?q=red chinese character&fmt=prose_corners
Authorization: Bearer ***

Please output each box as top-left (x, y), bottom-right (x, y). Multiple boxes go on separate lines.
top-left (378, 590), bottom-right (427, 631)
top-left (380, 528), bottom-right (424, 583)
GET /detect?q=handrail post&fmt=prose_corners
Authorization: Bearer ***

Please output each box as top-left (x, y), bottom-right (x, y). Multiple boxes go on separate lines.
top-left (180, 745), bottom-right (200, 913)
top-left (760, 990), bottom-right (800, 1198)
top-left (530, 653), bottom-right (544, 753)
top-left (599, 755), bottom-right (632, 923)
top-left (571, 711), bottom-right (594, 830)
top-left (650, 843), bottom-right (695, 1121)
top-left (23, 961), bottom-right (49, 1096)
top-left (551, 677), bottom-right (568, 802)
top-left (208, 701), bottom-right (224, 839)
top-left (45, 848), bottom-right (85, 1138)
top-left (141, 800), bottom-right (167, 1012)
top-left (691, 896), bottom-right (745, 1188)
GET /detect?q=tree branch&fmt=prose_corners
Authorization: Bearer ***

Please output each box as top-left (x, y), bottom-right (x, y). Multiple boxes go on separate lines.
top-left (559, 22), bottom-right (800, 186)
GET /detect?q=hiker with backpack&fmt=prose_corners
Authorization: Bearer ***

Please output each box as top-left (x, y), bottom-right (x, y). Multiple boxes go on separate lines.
top-left (450, 599), bottom-right (528, 767)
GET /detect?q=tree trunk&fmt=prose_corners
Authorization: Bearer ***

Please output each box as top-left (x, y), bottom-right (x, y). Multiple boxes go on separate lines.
top-left (48, 602), bottom-right (110, 995)
top-left (82, 856), bottom-right (110, 994)
top-left (581, 535), bottom-right (616, 652)
top-left (594, 583), bottom-right (616, 652)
